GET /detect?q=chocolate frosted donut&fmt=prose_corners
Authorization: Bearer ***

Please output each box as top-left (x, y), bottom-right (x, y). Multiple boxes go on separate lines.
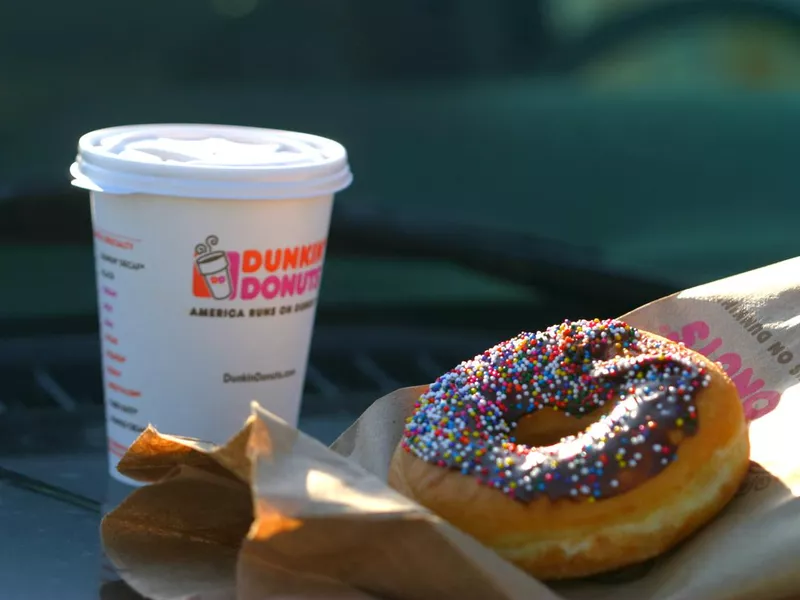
top-left (389, 319), bottom-right (750, 580)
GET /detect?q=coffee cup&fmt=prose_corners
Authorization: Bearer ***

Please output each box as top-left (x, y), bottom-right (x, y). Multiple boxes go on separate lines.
top-left (70, 124), bottom-right (353, 483)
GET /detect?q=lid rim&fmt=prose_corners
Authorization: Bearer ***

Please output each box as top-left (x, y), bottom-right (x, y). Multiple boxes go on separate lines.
top-left (70, 162), bottom-right (354, 200)
top-left (71, 123), bottom-right (353, 200)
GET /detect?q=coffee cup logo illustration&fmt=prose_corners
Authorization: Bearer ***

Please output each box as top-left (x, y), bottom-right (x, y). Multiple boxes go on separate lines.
top-left (191, 235), bottom-right (325, 303)
top-left (194, 235), bottom-right (233, 300)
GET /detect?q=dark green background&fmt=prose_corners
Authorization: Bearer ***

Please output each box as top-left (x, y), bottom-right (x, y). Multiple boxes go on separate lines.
top-left (3, 1), bottom-right (800, 321)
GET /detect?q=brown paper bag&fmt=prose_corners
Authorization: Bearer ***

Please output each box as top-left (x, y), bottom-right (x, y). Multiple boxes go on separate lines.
top-left (103, 257), bottom-right (800, 600)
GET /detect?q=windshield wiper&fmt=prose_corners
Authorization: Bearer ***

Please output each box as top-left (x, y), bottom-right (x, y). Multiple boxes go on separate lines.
top-left (0, 465), bottom-right (99, 513)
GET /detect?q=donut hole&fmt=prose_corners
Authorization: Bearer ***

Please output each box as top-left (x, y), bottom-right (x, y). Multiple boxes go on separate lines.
top-left (513, 408), bottom-right (612, 448)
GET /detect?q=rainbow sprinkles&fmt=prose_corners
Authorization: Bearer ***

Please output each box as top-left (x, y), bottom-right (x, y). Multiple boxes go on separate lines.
top-left (400, 318), bottom-right (712, 503)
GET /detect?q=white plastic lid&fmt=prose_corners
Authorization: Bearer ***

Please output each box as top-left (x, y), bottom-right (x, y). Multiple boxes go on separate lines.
top-left (70, 123), bottom-right (353, 200)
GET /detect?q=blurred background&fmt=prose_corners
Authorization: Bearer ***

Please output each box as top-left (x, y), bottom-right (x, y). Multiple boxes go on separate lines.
top-left (4, 0), bottom-right (800, 414)
top-left (5, 0), bottom-right (800, 447)
top-left (2, 1), bottom-right (800, 596)
top-left (5, 0), bottom-right (800, 309)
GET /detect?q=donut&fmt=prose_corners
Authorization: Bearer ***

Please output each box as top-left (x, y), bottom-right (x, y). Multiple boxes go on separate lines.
top-left (388, 318), bottom-right (750, 580)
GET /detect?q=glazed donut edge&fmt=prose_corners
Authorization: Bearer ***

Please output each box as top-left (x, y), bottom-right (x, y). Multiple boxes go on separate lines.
top-left (387, 329), bottom-right (751, 580)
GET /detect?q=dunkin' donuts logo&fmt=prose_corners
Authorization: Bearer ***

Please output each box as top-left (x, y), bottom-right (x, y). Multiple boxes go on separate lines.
top-left (192, 235), bottom-right (325, 301)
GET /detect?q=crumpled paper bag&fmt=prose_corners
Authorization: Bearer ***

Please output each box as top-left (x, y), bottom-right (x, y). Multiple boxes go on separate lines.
top-left (102, 257), bottom-right (800, 600)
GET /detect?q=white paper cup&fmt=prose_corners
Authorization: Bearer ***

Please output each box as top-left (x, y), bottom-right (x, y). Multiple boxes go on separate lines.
top-left (70, 124), bottom-right (353, 483)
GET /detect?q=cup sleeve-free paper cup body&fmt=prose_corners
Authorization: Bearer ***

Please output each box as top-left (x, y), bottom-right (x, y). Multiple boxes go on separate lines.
top-left (90, 190), bottom-right (334, 482)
